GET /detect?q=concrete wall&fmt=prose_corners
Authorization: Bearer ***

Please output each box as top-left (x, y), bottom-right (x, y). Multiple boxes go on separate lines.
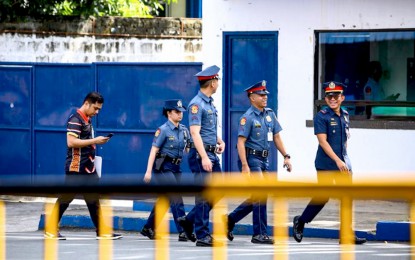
top-left (203, 0), bottom-right (415, 181)
top-left (0, 16), bottom-right (202, 62)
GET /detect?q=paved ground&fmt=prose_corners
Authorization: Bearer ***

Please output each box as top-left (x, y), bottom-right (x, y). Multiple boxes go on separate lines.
top-left (4, 231), bottom-right (412, 260)
top-left (1, 195), bottom-right (409, 233)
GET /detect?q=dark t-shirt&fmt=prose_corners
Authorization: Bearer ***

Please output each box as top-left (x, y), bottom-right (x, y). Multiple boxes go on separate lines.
top-left (65, 109), bottom-right (96, 174)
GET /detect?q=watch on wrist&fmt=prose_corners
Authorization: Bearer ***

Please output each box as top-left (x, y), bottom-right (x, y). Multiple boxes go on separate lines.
top-left (284, 154), bottom-right (291, 159)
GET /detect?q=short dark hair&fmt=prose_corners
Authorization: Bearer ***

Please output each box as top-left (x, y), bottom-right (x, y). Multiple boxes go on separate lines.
top-left (199, 79), bottom-right (215, 88)
top-left (162, 108), bottom-right (171, 118)
top-left (83, 92), bottom-right (104, 104)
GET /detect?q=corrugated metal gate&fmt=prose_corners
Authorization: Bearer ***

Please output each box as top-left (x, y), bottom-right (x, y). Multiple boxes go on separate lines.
top-left (0, 62), bottom-right (202, 183)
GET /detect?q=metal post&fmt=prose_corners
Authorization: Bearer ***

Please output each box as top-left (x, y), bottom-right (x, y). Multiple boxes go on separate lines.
top-left (155, 196), bottom-right (170, 260)
top-left (340, 196), bottom-right (354, 260)
top-left (410, 200), bottom-right (415, 260)
top-left (212, 198), bottom-right (227, 259)
top-left (44, 202), bottom-right (58, 260)
top-left (273, 197), bottom-right (288, 260)
top-left (99, 198), bottom-right (113, 260)
top-left (0, 200), bottom-right (5, 260)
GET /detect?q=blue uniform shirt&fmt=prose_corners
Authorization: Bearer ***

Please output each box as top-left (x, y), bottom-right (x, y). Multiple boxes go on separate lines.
top-left (188, 90), bottom-right (218, 146)
top-left (314, 107), bottom-right (351, 170)
top-left (238, 106), bottom-right (282, 151)
top-left (152, 120), bottom-right (190, 158)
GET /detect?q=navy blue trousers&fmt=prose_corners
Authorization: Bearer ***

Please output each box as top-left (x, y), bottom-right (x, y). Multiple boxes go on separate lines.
top-left (228, 154), bottom-right (269, 236)
top-left (299, 171), bottom-right (352, 223)
top-left (185, 149), bottom-right (222, 239)
top-left (144, 162), bottom-right (186, 233)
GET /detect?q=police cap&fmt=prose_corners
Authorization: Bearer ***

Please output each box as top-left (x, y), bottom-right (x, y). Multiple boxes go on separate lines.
top-left (163, 99), bottom-right (186, 112)
top-left (194, 65), bottom-right (220, 81)
top-left (244, 80), bottom-right (270, 95)
top-left (323, 81), bottom-right (347, 95)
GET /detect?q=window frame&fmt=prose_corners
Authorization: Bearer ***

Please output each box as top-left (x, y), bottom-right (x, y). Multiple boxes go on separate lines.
top-left (311, 29), bottom-right (415, 130)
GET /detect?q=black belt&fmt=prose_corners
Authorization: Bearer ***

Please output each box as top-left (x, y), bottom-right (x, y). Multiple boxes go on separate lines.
top-left (246, 148), bottom-right (269, 158)
top-left (189, 143), bottom-right (217, 153)
top-left (158, 154), bottom-right (182, 165)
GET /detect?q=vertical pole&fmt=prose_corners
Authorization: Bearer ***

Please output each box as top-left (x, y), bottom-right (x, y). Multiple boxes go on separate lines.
top-left (44, 202), bottom-right (58, 260)
top-left (212, 198), bottom-right (227, 259)
top-left (155, 196), bottom-right (170, 260)
top-left (0, 201), bottom-right (5, 260)
top-left (340, 196), bottom-right (354, 260)
top-left (410, 200), bottom-right (415, 260)
top-left (273, 197), bottom-right (288, 260)
top-left (99, 198), bottom-right (113, 260)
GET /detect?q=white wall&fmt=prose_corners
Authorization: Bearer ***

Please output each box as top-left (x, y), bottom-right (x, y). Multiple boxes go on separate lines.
top-left (0, 34), bottom-right (202, 63)
top-left (204, 0), bottom-right (415, 181)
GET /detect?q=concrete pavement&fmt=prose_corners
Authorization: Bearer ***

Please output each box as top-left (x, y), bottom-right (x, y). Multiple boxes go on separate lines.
top-left (2, 195), bottom-right (408, 242)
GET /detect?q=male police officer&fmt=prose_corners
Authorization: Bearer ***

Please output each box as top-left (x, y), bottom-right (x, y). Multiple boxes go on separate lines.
top-left (292, 81), bottom-right (366, 245)
top-left (177, 65), bottom-right (225, 247)
top-left (225, 80), bottom-right (292, 244)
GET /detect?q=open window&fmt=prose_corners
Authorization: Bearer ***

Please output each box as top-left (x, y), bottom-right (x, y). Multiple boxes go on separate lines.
top-left (313, 30), bottom-right (415, 129)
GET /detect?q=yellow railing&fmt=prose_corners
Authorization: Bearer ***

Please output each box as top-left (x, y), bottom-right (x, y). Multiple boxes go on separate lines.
top-left (2, 173), bottom-right (415, 260)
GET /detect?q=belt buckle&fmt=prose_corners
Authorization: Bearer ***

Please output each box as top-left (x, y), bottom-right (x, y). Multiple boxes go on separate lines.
top-left (262, 150), bottom-right (268, 157)
top-left (173, 158), bottom-right (182, 165)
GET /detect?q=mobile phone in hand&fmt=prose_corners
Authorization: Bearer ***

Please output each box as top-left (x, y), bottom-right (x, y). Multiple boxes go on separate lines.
top-left (106, 133), bottom-right (114, 138)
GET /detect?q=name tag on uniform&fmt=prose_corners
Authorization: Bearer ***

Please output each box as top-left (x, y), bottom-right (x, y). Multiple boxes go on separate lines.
top-left (267, 131), bottom-right (273, 141)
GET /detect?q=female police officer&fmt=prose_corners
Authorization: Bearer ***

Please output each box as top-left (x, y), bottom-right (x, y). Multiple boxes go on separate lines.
top-left (140, 99), bottom-right (196, 242)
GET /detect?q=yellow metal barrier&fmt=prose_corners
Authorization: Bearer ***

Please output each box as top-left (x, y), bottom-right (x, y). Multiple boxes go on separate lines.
top-left (0, 201), bottom-right (5, 260)
top-left (3, 174), bottom-right (415, 259)
top-left (155, 196), bottom-right (170, 260)
top-left (44, 202), bottom-right (58, 260)
top-left (99, 198), bottom-right (114, 260)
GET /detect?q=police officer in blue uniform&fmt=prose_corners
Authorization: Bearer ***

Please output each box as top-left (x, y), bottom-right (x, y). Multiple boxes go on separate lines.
top-left (177, 65), bottom-right (226, 247)
top-left (140, 99), bottom-right (196, 242)
top-left (225, 80), bottom-right (292, 244)
top-left (292, 81), bottom-right (367, 245)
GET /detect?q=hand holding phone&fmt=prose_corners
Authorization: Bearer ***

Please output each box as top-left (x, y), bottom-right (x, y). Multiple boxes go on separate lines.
top-left (106, 133), bottom-right (114, 138)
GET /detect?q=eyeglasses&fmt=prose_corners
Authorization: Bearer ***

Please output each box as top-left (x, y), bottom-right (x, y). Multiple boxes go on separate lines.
top-left (325, 94), bottom-right (341, 100)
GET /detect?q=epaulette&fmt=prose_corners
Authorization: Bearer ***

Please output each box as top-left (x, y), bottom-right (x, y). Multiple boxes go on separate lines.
top-left (342, 109), bottom-right (349, 115)
top-left (264, 107), bottom-right (273, 112)
top-left (319, 109), bottom-right (327, 114)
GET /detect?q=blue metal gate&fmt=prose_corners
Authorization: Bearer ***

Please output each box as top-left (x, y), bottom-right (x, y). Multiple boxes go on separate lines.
top-left (223, 31), bottom-right (279, 173)
top-left (0, 62), bottom-right (201, 183)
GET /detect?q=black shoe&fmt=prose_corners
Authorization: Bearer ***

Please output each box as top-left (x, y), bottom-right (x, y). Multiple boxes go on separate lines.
top-left (196, 235), bottom-right (224, 247)
top-left (223, 214), bottom-right (235, 241)
top-left (178, 232), bottom-right (188, 241)
top-left (140, 227), bottom-right (155, 240)
top-left (178, 232), bottom-right (196, 242)
top-left (44, 231), bottom-right (66, 240)
top-left (339, 236), bottom-right (367, 245)
top-left (292, 215), bottom-right (305, 243)
top-left (96, 233), bottom-right (123, 240)
top-left (196, 235), bottom-right (213, 247)
top-left (251, 234), bottom-right (274, 244)
top-left (177, 216), bottom-right (195, 242)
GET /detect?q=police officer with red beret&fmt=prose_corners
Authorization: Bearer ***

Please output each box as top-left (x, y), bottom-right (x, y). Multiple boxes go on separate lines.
top-left (225, 80), bottom-right (292, 244)
top-left (292, 81), bottom-right (367, 245)
top-left (177, 65), bottom-right (226, 247)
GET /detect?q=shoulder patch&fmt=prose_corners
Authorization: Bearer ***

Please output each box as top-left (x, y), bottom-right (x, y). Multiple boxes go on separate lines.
top-left (240, 117), bottom-right (247, 126)
top-left (154, 128), bottom-right (161, 137)
top-left (191, 105), bottom-right (199, 114)
top-left (319, 109), bottom-right (327, 114)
